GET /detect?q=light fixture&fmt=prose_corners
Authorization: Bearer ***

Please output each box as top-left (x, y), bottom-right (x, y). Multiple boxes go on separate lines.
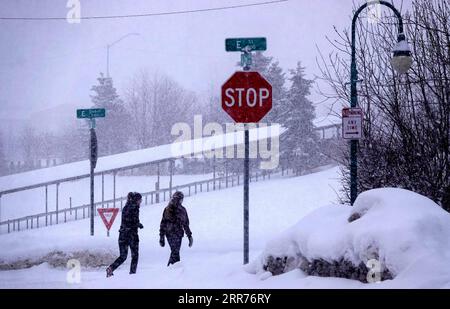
top-left (391, 33), bottom-right (412, 74)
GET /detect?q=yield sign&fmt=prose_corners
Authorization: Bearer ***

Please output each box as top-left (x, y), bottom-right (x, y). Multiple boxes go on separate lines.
top-left (97, 208), bottom-right (119, 230)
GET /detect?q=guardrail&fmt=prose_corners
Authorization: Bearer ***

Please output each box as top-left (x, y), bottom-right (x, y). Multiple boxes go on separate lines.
top-left (0, 171), bottom-right (273, 234)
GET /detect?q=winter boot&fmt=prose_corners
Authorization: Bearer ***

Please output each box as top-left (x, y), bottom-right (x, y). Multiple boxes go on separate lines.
top-left (106, 267), bottom-right (114, 278)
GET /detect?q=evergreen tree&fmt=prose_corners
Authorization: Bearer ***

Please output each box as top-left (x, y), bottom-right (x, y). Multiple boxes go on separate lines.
top-left (279, 62), bottom-right (319, 174)
top-left (251, 51), bottom-right (272, 75)
top-left (90, 73), bottom-right (131, 156)
top-left (265, 60), bottom-right (287, 123)
top-left (248, 52), bottom-right (287, 123)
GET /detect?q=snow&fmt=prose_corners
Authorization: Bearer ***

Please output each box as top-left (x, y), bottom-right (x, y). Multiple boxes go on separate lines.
top-left (249, 187), bottom-right (450, 288)
top-left (1, 169), bottom-right (449, 288)
top-left (0, 124), bottom-right (282, 193)
top-left (0, 174), bottom-right (213, 221)
top-left (0, 167), bottom-right (341, 288)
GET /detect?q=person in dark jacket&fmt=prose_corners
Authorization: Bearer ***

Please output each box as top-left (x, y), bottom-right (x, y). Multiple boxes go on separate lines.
top-left (106, 192), bottom-right (144, 277)
top-left (159, 191), bottom-right (193, 266)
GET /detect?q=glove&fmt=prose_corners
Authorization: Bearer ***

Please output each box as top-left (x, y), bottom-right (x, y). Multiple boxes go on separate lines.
top-left (138, 223), bottom-right (144, 229)
top-left (159, 236), bottom-right (165, 247)
top-left (188, 236), bottom-right (193, 248)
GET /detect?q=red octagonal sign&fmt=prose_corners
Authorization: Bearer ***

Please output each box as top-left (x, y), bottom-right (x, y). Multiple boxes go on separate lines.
top-left (221, 71), bottom-right (272, 123)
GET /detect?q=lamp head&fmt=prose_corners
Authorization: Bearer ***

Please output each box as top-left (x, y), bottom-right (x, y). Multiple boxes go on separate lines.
top-left (391, 33), bottom-right (412, 74)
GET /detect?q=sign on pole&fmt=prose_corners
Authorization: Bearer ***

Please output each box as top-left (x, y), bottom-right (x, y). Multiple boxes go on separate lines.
top-left (221, 70), bottom-right (272, 265)
top-left (77, 108), bottom-right (106, 119)
top-left (225, 37), bottom-right (267, 52)
top-left (77, 107), bottom-right (106, 236)
top-left (221, 71), bottom-right (272, 123)
top-left (224, 37), bottom-right (271, 265)
top-left (97, 208), bottom-right (119, 237)
top-left (342, 107), bottom-right (363, 139)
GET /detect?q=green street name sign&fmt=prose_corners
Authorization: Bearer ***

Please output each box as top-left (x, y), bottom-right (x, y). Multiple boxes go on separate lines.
top-left (77, 108), bottom-right (106, 119)
top-left (225, 37), bottom-right (267, 52)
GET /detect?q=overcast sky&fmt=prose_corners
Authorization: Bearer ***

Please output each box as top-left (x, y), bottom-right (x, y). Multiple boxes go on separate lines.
top-left (0, 0), bottom-right (410, 126)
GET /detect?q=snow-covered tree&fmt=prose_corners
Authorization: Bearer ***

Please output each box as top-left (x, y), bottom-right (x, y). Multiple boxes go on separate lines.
top-left (123, 70), bottom-right (197, 150)
top-left (249, 52), bottom-right (287, 124)
top-left (19, 125), bottom-right (41, 169)
top-left (278, 62), bottom-right (319, 174)
top-left (57, 123), bottom-right (89, 163)
top-left (251, 51), bottom-right (273, 75)
top-left (90, 73), bottom-right (131, 156)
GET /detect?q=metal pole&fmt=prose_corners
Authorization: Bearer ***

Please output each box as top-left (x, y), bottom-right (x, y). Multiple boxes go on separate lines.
top-left (106, 33), bottom-right (139, 78)
top-left (213, 156), bottom-right (216, 190)
top-left (244, 127), bottom-right (250, 264)
top-left (90, 126), bottom-right (95, 236)
top-left (156, 163), bottom-right (160, 203)
top-left (350, 13), bottom-right (359, 206)
top-left (349, 1), bottom-right (404, 206)
top-left (242, 51), bottom-right (251, 265)
top-left (225, 160), bottom-right (229, 188)
top-left (102, 173), bottom-right (104, 208)
top-left (45, 185), bottom-right (48, 226)
top-left (169, 160), bottom-right (173, 197)
top-left (113, 171), bottom-right (116, 208)
top-left (56, 183), bottom-right (59, 224)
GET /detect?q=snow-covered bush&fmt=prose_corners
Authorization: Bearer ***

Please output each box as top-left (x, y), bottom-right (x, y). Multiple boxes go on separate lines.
top-left (0, 250), bottom-right (115, 270)
top-left (247, 188), bottom-right (450, 285)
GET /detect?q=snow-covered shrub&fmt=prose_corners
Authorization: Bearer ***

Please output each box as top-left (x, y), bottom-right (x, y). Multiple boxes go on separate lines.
top-left (0, 250), bottom-right (115, 270)
top-left (248, 188), bottom-right (450, 284)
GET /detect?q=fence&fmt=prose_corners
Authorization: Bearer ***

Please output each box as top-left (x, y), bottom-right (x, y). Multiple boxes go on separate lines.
top-left (0, 170), bottom-right (273, 234)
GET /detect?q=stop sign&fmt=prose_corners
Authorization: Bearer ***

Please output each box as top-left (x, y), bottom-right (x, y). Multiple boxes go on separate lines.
top-left (221, 71), bottom-right (272, 123)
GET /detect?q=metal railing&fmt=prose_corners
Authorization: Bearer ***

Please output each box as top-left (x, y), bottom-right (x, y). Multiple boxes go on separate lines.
top-left (0, 170), bottom-right (273, 234)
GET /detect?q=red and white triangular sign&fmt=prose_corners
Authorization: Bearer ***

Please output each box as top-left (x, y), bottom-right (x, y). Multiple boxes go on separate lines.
top-left (97, 208), bottom-right (119, 231)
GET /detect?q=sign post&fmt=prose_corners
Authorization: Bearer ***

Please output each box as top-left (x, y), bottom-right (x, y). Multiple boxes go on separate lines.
top-left (342, 107), bottom-right (363, 206)
top-left (77, 108), bottom-right (105, 236)
top-left (97, 208), bottom-right (119, 237)
top-left (223, 38), bottom-right (271, 264)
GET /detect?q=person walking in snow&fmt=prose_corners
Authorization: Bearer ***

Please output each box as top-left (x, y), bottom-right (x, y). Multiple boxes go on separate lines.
top-left (106, 192), bottom-right (144, 277)
top-left (159, 191), bottom-right (193, 266)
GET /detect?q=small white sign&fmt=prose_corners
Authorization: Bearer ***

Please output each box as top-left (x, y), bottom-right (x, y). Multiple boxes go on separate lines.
top-left (342, 108), bottom-right (363, 140)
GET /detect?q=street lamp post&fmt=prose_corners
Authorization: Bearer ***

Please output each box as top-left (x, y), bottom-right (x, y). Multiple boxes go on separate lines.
top-left (106, 32), bottom-right (139, 77)
top-left (349, 1), bottom-right (412, 205)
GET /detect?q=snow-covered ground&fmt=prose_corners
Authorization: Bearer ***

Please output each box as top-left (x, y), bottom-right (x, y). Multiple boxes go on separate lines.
top-left (1, 166), bottom-right (448, 289)
top-left (0, 167), bottom-right (344, 288)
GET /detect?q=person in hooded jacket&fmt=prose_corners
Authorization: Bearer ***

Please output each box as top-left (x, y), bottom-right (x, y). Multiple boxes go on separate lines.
top-left (106, 192), bottom-right (143, 277)
top-left (159, 191), bottom-right (193, 266)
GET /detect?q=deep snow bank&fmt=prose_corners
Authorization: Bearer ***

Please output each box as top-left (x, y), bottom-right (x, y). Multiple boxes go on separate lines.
top-left (247, 188), bottom-right (450, 287)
